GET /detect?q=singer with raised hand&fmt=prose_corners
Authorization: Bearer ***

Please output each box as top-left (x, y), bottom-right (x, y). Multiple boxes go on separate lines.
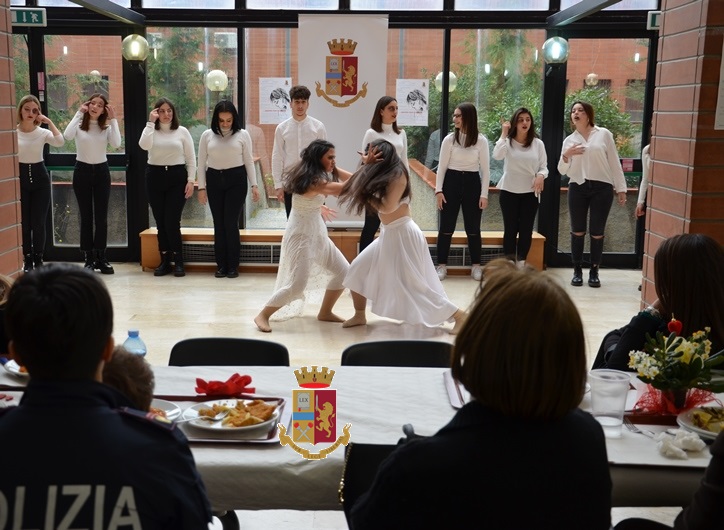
top-left (492, 108), bottom-right (547, 268)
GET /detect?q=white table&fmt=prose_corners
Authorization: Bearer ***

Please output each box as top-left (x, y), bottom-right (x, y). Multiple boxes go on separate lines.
top-left (0, 365), bottom-right (713, 511)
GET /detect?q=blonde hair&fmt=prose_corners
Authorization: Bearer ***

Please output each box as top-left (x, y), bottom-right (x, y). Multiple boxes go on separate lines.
top-left (16, 95), bottom-right (42, 127)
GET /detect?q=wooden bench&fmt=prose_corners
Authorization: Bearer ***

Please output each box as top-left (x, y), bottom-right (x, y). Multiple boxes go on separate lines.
top-left (140, 228), bottom-right (545, 273)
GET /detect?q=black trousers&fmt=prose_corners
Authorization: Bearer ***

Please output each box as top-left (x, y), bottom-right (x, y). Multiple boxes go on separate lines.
top-left (568, 180), bottom-right (614, 265)
top-left (359, 208), bottom-right (381, 253)
top-left (19, 162), bottom-right (51, 255)
top-left (206, 166), bottom-right (247, 270)
top-left (284, 191), bottom-right (293, 218)
top-left (437, 169), bottom-right (482, 264)
top-left (146, 164), bottom-right (188, 254)
top-left (72, 161), bottom-right (111, 251)
top-left (499, 190), bottom-right (539, 261)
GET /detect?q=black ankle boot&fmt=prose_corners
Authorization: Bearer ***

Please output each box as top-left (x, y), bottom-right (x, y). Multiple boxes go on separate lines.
top-left (33, 252), bottom-right (44, 269)
top-left (154, 252), bottom-right (173, 277)
top-left (23, 254), bottom-right (33, 273)
top-left (588, 265), bottom-right (601, 288)
top-left (173, 252), bottom-right (185, 277)
top-left (571, 264), bottom-right (583, 287)
top-left (83, 251), bottom-right (95, 270)
top-left (95, 250), bottom-right (115, 275)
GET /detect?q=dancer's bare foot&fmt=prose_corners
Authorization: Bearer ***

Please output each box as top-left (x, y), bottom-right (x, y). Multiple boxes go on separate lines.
top-left (318, 312), bottom-right (344, 323)
top-left (450, 310), bottom-right (467, 335)
top-left (254, 314), bottom-right (272, 332)
top-left (342, 311), bottom-right (367, 328)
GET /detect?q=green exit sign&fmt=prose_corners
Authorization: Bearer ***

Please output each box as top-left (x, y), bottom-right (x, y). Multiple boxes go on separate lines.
top-left (11, 8), bottom-right (47, 27)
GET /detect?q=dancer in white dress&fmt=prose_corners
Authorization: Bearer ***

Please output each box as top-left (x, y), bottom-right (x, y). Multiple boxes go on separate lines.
top-left (254, 140), bottom-right (353, 332)
top-left (339, 140), bottom-right (466, 334)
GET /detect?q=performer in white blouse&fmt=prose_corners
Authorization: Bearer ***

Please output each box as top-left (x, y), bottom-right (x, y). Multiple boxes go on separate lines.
top-left (271, 85), bottom-right (327, 218)
top-left (197, 100), bottom-right (260, 278)
top-left (492, 108), bottom-right (547, 266)
top-left (557, 100), bottom-right (627, 288)
top-left (435, 103), bottom-right (490, 282)
top-left (139, 98), bottom-right (196, 278)
top-left (16, 95), bottom-right (64, 273)
top-left (63, 93), bottom-right (121, 274)
top-left (358, 96), bottom-right (410, 253)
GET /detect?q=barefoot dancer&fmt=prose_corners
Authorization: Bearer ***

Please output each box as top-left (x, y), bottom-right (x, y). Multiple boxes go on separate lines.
top-left (254, 140), bottom-right (353, 332)
top-left (339, 140), bottom-right (466, 334)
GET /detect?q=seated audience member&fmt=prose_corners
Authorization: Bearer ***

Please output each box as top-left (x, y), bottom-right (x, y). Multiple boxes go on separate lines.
top-left (0, 263), bottom-right (212, 528)
top-left (103, 345), bottom-right (155, 411)
top-left (614, 430), bottom-right (724, 530)
top-left (349, 260), bottom-right (612, 530)
top-left (0, 274), bottom-right (12, 356)
top-left (593, 233), bottom-right (724, 371)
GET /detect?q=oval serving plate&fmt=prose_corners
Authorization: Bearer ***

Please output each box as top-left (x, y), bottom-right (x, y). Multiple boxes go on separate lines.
top-left (181, 399), bottom-right (280, 432)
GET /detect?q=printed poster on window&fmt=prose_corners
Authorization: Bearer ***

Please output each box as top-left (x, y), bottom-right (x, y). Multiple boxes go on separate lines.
top-left (260, 77), bottom-right (292, 124)
top-left (396, 79), bottom-right (429, 126)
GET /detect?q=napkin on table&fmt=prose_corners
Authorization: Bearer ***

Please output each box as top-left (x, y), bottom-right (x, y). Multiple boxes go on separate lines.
top-left (195, 373), bottom-right (255, 397)
top-left (655, 429), bottom-right (707, 459)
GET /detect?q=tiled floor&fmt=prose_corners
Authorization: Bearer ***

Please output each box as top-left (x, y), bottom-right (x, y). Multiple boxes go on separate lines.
top-left (98, 263), bottom-right (679, 529)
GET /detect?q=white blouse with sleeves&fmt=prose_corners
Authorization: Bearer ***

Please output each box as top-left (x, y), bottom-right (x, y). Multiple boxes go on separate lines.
top-left (493, 137), bottom-right (548, 194)
top-left (139, 122), bottom-right (197, 182)
top-left (196, 129), bottom-right (257, 190)
top-left (557, 126), bottom-right (626, 193)
top-left (435, 132), bottom-right (491, 198)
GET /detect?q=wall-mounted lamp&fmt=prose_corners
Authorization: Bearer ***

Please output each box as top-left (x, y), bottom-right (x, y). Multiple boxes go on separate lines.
top-left (434, 71), bottom-right (457, 93)
top-left (121, 34), bottom-right (150, 62)
top-left (585, 72), bottom-right (599, 87)
top-left (541, 37), bottom-right (569, 65)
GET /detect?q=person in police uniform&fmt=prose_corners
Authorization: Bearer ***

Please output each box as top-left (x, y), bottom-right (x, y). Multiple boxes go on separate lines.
top-left (0, 264), bottom-right (212, 529)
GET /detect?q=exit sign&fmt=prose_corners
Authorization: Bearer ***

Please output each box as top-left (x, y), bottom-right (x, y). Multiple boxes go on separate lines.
top-left (11, 8), bottom-right (47, 27)
top-left (647, 10), bottom-right (661, 31)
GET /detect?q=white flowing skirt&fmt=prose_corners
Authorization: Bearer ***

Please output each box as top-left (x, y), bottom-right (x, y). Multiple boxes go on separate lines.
top-left (344, 216), bottom-right (457, 326)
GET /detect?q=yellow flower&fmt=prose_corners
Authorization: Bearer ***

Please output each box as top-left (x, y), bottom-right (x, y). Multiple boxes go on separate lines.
top-left (675, 340), bottom-right (695, 364)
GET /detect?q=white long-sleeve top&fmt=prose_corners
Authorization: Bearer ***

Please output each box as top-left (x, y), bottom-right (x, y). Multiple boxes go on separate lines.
top-left (557, 126), bottom-right (627, 193)
top-left (361, 124), bottom-right (410, 172)
top-left (17, 127), bottom-right (64, 163)
top-left (637, 144), bottom-right (651, 205)
top-left (63, 111), bottom-right (121, 164)
top-left (196, 128), bottom-right (257, 190)
top-left (271, 115), bottom-right (327, 188)
top-left (493, 137), bottom-right (548, 194)
top-left (435, 132), bottom-right (491, 198)
top-left (138, 122), bottom-right (197, 182)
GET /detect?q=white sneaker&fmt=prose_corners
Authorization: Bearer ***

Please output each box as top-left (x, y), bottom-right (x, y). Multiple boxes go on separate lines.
top-left (436, 264), bottom-right (447, 281)
top-left (471, 265), bottom-right (482, 281)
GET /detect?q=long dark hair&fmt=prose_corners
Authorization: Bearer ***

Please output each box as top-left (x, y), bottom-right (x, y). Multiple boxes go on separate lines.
top-left (370, 96), bottom-right (400, 134)
top-left (454, 102), bottom-right (478, 148)
top-left (507, 107), bottom-right (538, 148)
top-left (152, 97), bottom-right (179, 130)
top-left (211, 100), bottom-right (241, 136)
top-left (338, 139), bottom-right (410, 216)
top-left (570, 100), bottom-right (595, 127)
top-left (80, 93), bottom-right (109, 131)
top-left (654, 233), bottom-right (724, 352)
top-left (284, 139), bottom-right (338, 195)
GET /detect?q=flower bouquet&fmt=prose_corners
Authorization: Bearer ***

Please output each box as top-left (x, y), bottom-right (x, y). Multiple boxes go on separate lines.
top-left (629, 317), bottom-right (724, 415)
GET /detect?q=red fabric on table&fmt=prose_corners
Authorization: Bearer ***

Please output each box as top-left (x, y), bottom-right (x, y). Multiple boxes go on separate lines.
top-left (195, 373), bottom-right (255, 396)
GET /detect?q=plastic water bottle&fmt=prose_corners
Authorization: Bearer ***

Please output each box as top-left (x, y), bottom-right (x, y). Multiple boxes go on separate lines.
top-left (123, 329), bottom-right (147, 357)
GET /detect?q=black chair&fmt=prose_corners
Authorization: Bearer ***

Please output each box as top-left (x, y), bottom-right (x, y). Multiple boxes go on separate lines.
top-left (168, 337), bottom-right (290, 367)
top-left (341, 340), bottom-right (452, 368)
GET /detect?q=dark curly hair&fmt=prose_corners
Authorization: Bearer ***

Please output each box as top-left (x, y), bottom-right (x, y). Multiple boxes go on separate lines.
top-left (284, 139), bottom-right (338, 195)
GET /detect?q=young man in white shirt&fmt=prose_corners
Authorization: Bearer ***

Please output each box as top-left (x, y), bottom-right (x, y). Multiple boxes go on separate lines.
top-left (271, 85), bottom-right (327, 218)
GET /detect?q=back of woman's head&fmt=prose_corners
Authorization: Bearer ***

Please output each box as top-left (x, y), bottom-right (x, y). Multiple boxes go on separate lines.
top-left (451, 260), bottom-right (587, 421)
top-left (339, 139), bottom-right (410, 216)
top-left (654, 233), bottom-right (724, 348)
top-left (284, 139), bottom-right (335, 195)
top-left (211, 100), bottom-right (241, 135)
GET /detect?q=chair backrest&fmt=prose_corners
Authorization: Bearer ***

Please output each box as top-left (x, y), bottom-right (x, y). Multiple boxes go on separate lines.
top-left (341, 340), bottom-right (452, 368)
top-left (168, 338), bottom-right (290, 367)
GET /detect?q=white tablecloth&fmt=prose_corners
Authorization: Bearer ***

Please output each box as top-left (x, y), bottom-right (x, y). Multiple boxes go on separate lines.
top-left (0, 365), bottom-right (714, 510)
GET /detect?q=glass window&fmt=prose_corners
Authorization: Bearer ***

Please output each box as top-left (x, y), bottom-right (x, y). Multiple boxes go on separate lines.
top-left (39, 0), bottom-right (130, 6)
top-left (455, 0), bottom-right (548, 10)
top-left (11, 1), bottom-right (27, 6)
top-left (143, 0), bottom-right (233, 8)
top-left (13, 35), bottom-right (29, 103)
top-left (145, 27), bottom-right (239, 229)
top-left (558, 37), bottom-right (650, 255)
top-left (350, 0), bottom-right (442, 9)
top-left (247, 0), bottom-right (337, 8)
top-left (561, 0), bottom-right (658, 9)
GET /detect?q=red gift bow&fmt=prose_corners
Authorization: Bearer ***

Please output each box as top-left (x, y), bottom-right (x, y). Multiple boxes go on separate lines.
top-left (195, 373), bottom-right (255, 396)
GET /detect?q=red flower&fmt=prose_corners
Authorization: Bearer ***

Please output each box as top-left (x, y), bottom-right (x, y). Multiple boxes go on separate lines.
top-left (668, 315), bottom-right (683, 335)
